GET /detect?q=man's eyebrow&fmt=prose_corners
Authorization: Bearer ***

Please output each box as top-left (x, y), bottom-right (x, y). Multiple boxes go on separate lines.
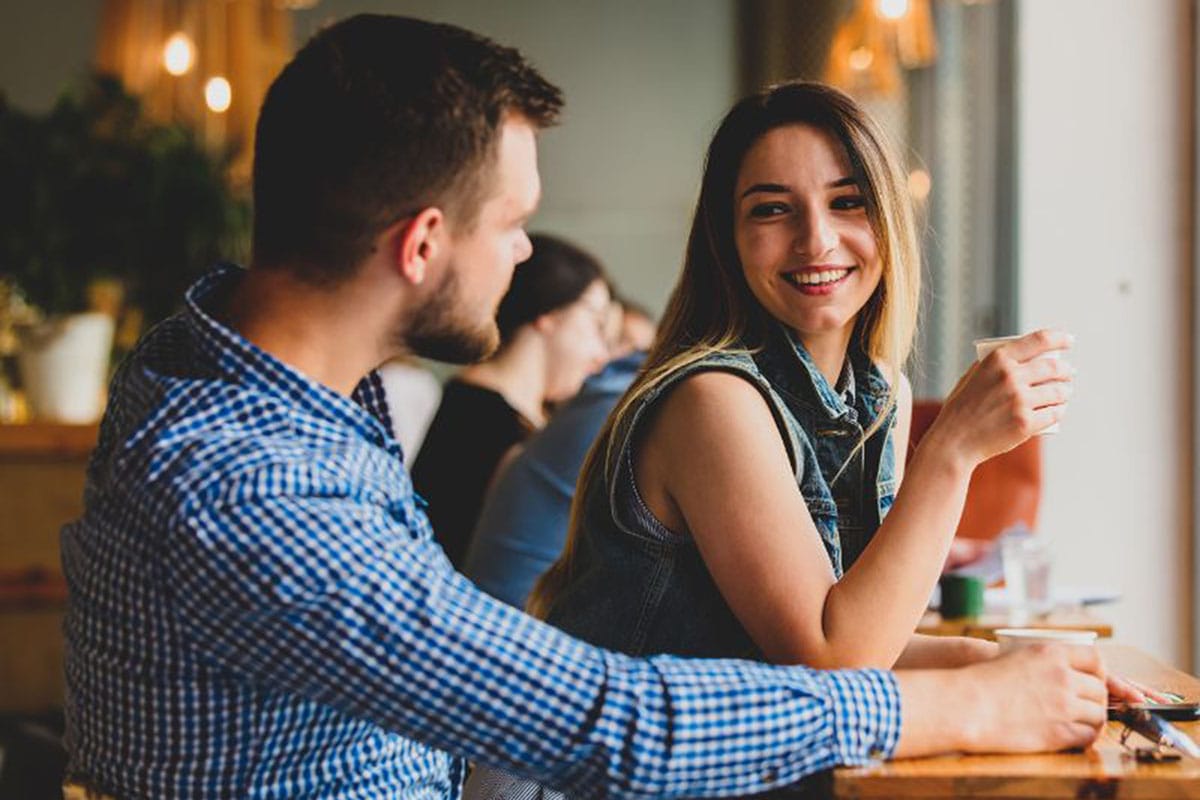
top-left (739, 176), bottom-right (859, 200)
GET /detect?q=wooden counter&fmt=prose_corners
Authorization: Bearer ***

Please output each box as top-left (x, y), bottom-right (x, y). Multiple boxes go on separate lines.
top-left (0, 422), bottom-right (95, 712)
top-left (0, 422), bottom-right (95, 573)
top-left (835, 644), bottom-right (1200, 798)
top-left (918, 608), bottom-right (1113, 640)
top-left (0, 422), bottom-right (99, 459)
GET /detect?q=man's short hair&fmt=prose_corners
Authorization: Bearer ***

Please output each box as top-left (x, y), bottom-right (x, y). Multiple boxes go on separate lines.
top-left (251, 14), bottom-right (562, 284)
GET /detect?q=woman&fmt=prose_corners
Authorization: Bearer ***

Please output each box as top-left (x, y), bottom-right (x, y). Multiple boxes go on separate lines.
top-left (466, 79), bottom-right (1144, 800)
top-left (412, 233), bottom-right (612, 568)
top-left (522, 80), bottom-right (1064, 672)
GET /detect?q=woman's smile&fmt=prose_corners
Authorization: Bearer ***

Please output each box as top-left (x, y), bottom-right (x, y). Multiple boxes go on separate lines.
top-left (781, 265), bottom-right (858, 296)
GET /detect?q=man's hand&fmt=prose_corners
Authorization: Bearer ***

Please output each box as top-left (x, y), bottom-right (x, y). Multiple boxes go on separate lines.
top-left (894, 643), bottom-right (1107, 758)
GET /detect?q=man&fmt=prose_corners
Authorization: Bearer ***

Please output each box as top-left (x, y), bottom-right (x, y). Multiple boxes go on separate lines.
top-left (62, 14), bottom-right (1108, 799)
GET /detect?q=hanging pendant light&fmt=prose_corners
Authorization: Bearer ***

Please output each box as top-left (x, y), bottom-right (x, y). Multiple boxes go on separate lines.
top-left (162, 31), bottom-right (195, 76)
top-left (825, 0), bottom-right (902, 97)
top-left (893, 0), bottom-right (937, 69)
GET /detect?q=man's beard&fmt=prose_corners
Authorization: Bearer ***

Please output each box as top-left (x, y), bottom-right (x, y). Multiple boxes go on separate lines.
top-left (401, 265), bottom-right (500, 364)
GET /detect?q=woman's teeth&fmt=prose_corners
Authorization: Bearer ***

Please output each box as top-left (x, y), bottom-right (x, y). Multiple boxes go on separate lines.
top-left (786, 268), bottom-right (852, 286)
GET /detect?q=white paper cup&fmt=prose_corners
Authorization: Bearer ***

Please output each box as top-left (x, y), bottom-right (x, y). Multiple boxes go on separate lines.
top-left (994, 628), bottom-right (1098, 654)
top-left (973, 334), bottom-right (1064, 435)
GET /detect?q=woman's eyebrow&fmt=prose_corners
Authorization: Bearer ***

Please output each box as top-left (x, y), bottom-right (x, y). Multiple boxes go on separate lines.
top-left (739, 182), bottom-right (790, 199)
top-left (739, 176), bottom-right (859, 199)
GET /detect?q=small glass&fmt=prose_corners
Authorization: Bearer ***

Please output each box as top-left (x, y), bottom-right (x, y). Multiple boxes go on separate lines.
top-left (1001, 537), bottom-right (1052, 624)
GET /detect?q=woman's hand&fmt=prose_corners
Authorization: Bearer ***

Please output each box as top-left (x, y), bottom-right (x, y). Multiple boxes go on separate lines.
top-left (923, 329), bottom-right (1074, 470)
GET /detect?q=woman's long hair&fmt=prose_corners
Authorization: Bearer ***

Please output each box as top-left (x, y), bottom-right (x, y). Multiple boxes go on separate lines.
top-left (527, 81), bottom-right (921, 618)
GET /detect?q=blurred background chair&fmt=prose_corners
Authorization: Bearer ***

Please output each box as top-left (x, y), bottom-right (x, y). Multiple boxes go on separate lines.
top-left (909, 399), bottom-right (1042, 543)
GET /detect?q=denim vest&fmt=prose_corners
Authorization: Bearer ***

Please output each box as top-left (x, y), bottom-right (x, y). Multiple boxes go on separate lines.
top-left (545, 327), bottom-right (897, 661)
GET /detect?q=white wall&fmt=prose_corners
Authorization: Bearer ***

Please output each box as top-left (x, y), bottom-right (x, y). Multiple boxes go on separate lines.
top-left (0, 1), bottom-right (103, 113)
top-left (1017, 0), bottom-right (1193, 668)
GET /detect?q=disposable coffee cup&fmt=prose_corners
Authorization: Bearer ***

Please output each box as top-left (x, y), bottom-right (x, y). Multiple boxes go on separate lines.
top-left (973, 334), bottom-right (1065, 435)
top-left (994, 628), bottom-right (1097, 654)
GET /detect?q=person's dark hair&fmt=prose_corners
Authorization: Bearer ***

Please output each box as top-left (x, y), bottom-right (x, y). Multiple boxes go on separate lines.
top-left (252, 14), bottom-right (563, 284)
top-left (495, 233), bottom-right (606, 343)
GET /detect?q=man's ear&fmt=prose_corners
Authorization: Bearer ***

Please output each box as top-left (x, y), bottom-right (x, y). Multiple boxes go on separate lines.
top-left (390, 207), bottom-right (445, 286)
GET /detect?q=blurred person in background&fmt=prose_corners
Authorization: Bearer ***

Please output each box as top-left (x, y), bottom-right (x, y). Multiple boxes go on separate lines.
top-left (609, 295), bottom-right (656, 358)
top-left (464, 298), bottom-right (656, 608)
top-left (412, 233), bottom-right (611, 567)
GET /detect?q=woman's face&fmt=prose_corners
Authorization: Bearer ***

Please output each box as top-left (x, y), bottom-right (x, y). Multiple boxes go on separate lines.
top-left (733, 123), bottom-right (883, 347)
top-left (541, 279), bottom-right (612, 402)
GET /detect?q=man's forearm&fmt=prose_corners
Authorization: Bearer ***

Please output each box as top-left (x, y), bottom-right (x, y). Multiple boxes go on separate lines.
top-left (892, 669), bottom-right (976, 757)
top-left (172, 501), bottom-right (904, 797)
top-left (537, 656), bottom-right (903, 797)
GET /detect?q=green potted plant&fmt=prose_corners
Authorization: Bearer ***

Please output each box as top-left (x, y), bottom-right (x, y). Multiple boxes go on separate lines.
top-left (0, 74), bottom-right (250, 423)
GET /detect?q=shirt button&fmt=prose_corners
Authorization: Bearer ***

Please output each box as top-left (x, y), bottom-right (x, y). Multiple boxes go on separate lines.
top-left (762, 769), bottom-right (778, 784)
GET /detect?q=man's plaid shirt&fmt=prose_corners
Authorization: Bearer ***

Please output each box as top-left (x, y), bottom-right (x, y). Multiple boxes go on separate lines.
top-left (60, 264), bottom-right (902, 798)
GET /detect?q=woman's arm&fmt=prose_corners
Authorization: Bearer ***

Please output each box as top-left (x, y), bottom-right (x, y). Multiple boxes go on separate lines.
top-left (634, 330), bottom-right (1073, 671)
top-left (894, 634), bottom-right (998, 668)
top-left (889, 382), bottom-right (1001, 670)
top-left (637, 371), bottom-right (968, 669)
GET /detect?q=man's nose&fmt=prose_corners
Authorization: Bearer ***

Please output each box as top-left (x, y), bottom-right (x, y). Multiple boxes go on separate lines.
top-left (515, 232), bottom-right (534, 264)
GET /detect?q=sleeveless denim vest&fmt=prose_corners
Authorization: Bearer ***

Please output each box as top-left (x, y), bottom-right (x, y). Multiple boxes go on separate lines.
top-left (545, 326), bottom-right (897, 661)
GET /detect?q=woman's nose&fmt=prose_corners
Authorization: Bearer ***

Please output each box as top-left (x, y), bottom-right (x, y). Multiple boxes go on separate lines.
top-left (794, 207), bottom-right (837, 259)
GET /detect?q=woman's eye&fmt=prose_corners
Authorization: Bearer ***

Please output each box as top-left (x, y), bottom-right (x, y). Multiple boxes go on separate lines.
top-left (749, 202), bottom-right (789, 218)
top-left (831, 195), bottom-right (866, 211)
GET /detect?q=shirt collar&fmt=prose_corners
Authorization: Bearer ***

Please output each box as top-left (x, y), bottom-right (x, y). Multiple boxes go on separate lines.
top-left (778, 326), bottom-right (853, 419)
top-left (183, 263), bottom-right (397, 451)
top-left (763, 323), bottom-right (890, 421)
top-left (835, 355), bottom-right (857, 408)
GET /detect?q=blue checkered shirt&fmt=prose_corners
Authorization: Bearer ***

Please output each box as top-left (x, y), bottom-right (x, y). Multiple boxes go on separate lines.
top-left (61, 264), bottom-right (902, 799)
